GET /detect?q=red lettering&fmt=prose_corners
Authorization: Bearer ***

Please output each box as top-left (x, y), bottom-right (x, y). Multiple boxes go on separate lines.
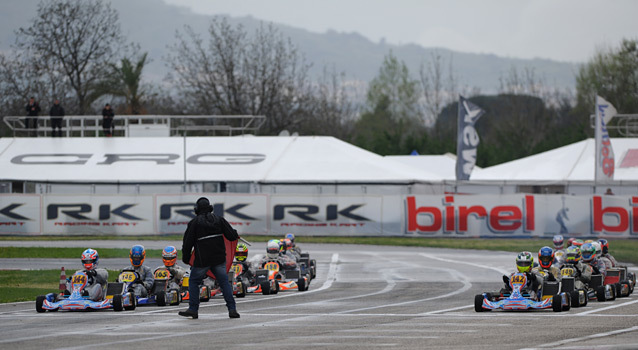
top-left (633, 197), bottom-right (638, 234)
top-left (444, 196), bottom-right (455, 232)
top-left (593, 196), bottom-right (628, 233)
top-left (525, 195), bottom-right (535, 231)
top-left (406, 196), bottom-right (441, 232)
top-left (458, 206), bottom-right (487, 231)
top-left (489, 206), bottom-right (522, 231)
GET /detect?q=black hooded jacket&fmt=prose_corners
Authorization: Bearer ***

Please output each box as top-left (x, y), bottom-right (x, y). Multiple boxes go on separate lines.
top-left (182, 212), bottom-right (239, 267)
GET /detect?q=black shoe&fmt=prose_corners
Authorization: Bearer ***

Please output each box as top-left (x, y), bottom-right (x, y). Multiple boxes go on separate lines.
top-left (82, 290), bottom-right (89, 297)
top-left (229, 310), bottom-right (240, 319)
top-left (178, 309), bottom-right (198, 319)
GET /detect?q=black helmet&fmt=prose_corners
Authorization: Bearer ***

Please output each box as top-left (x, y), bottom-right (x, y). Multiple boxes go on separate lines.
top-left (194, 197), bottom-right (213, 215)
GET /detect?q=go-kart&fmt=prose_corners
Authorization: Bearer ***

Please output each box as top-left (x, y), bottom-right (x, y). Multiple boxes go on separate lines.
top-left (558, 264), bottom-right (615, 302)
top-left (229, 262), bottom-right (249, 298)
top-left (475, 272), bottom-right (570, 312)
top-left (180, 271), bottom-right (217, 302)
top-left (604, 267), bottom-right (634, 298)
top-left (106, 268), bottom-right (180, 306)
top-left (252, 260), bottom-right (310, 294)
top-left (299, 252), bottom-right (317, 280)
top-left (36, 271), bottom-right (135, 312)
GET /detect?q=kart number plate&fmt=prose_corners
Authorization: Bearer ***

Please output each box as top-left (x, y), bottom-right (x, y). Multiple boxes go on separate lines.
top-left (231, 264), bottom-right (243, 275)
top-left (561, 268), bottom-right (574, 277)
top-left (119, 271), bottom-right (137, 283)
top-left (264, 262), bottom-right (280, 272)
top-left (511, 274), bottom-right (526, 284)
top-left (154, 268), bottom-right (171, 280)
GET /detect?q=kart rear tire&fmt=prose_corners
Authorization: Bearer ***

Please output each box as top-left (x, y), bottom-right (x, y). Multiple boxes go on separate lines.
top-left (552, 295), bottom-right (562, 312)
top-left (596, 286), bottom-right (606, 302)
top-left (201, 286), bottom-right (210, 302)
top-left (36, 295), bottom-right (46, 313)
top-left (562, 294), bottom-right (571, 311)
top-left (157, 291), bottom-right (167, 306)
top-left (474, 294), bottom-right (486, 312)
top-left (124, 294), bottom-right (136, 310)
top-left (170, 290), bottom-right (180, 306)
top-left (570, 290), bottom-right (581, 307)
top-left (297, 278), bottom-right (307, 292)
top-left (272, 280), bottom-right (280, 295)
top-left (113, 294), bottom-right (124, 311)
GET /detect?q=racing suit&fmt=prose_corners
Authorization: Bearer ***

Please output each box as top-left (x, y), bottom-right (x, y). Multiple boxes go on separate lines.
top-left (234, 260), bottom-right (256, 285)
top-left (503, 271), bottom-right (543, 300)
top-left (156, 265), bottom-right (186, 291)
top-left (533, 265), bottom-right (561, 282)
top-left (562, 261), bottom-right (592, 291)
top-left (68, 268), bottom-right (108, 301)
top-left (259, 254), bottom-right (297, 271)
top-left (124, 265), bottom-right (154, 297)
top-left (586, 258), bottom-right (607, 277)
top-left (599, 256), bottom-right (614, 271)
top-left (603, 253), bottom-right (618, 267)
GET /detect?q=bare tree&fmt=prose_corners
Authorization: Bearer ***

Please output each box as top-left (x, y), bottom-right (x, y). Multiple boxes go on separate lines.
top-left (16, 0), bottom-right (126, 114)
top-left (166, 17), bottom-right (314, 135)
top-left (419, 51), bottom-right (458, 126)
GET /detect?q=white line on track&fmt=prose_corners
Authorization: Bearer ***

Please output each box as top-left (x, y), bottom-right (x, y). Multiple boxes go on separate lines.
top-left (573, 298), bottom-right (638, 315)
top-left (521, 325), bottom-right (638, 349)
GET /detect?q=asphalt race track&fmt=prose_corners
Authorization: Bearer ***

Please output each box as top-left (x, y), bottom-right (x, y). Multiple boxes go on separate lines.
top-left (1, 242), bottom-right (637, 350)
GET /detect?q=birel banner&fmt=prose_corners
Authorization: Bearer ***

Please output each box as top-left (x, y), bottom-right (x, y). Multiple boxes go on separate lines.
top-left (1, 193), bottom-right (637, 237)
top-left (405, 194), bottom-right (638, 237)
top-left (42, 195), bottom-right (154, 235)
top-left (156, 194), bottom-right (268, 235)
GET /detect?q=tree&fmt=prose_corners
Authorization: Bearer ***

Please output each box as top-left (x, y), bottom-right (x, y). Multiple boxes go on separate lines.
top-left (419, 51), bottom-right (458, 126)
top-left (166, 17), bottom-right (314, 135)
top-left (102, 52), bottom-right (150, 114)
top-left (16, 0), bottom-right (126, 114)
top-left (576, 39), bottom-right (638, 115)
top-left (352, 52), bottom-right (426, 155)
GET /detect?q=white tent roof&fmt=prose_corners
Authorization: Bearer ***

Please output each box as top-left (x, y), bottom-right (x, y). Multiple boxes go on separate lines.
top-left (385, 153), bottom-right (469, 180)
top-left (0, 136), bottom-right (443, 183)
top-left (471, 138), bottom-right (638, 181)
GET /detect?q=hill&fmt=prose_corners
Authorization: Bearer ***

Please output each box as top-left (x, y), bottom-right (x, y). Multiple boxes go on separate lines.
top-left (0, 0), bottom-right (578, 92)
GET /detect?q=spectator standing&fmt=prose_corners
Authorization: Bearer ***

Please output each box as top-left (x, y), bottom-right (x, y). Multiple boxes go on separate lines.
top-left (605, 188), bottom-right (614, 195)
top-left (25, 97), bottom-right (41, 137)
top-left (102, 103), bottom-right (114, 137)
top-left (49, 99), bottom-right (65, 137)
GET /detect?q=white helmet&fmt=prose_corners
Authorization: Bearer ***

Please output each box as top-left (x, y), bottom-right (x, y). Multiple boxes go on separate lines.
top-left (266, 239), bottom-right (280, 259)
top-left (592, 242), bottom-right (602, 258)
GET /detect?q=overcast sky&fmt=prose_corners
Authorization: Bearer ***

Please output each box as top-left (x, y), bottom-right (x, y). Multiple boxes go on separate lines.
top-left (163, 0), bottom-right (638, 63)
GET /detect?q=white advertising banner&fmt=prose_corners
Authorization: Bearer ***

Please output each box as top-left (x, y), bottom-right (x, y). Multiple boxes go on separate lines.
top-left (269, 195), bottom-right (384, 235)
top-left (0, 195), bottom-right (41, 234)
top-left (1, 193), bottom-right (636, 237)
top-left (42, 195), bottom-right (154, 235)
top-left (156, 194), bottom-right (269, 235)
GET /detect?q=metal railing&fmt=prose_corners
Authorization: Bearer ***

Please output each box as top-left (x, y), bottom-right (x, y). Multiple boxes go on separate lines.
top-left (2, 115), bottom-right (266, 137)
top-left (590, 114), bottom-right (638, 137)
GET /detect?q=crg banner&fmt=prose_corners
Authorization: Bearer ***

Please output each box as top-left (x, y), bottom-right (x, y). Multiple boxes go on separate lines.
top-left (1, 193), bottom-right (637, 237)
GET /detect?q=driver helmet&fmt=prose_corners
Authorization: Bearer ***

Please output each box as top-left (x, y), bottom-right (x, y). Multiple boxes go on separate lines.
top-left (235, 243), bottom-right (248, 262)
top-left (580, 242), bottom-right (596, 263)
top-left (130, 244), bottom-right (146, 267)
top-left (283, 238), bottom-right (292, 251)
top-left (565, 246), bottom-right (581, 264)
top-left (285, 233), bottom-right (295, 245)
top-left (538, 246), bottom-right (555, 269)
top-left (592, 242), bottom-right (602, 259)
top-left (516, 251), bottom-right (534, 273)
top-left (567, 238), bottom-right (576, 247)
top-left (162, 246), bottom-right (177, 267)
top-left (598, 239), bottom-right (609, 255)
top-left (572, 239), bottom-right (584, 248)
top-left (552, 235), bottom-right (564, 250)
top-left (81, 248), bottom-right (99, 271)
top-left (266, 239), bottom-right (280, 259)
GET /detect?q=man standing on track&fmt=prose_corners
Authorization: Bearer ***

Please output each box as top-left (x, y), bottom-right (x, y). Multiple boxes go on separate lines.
top-left (179, 197), bottom-right (240, 320)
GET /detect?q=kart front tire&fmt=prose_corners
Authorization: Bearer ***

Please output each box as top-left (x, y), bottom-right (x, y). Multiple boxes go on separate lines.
top-left (273, 280), bottom-right (280, 295)
top-left (113, 294), bottom-right (124, 311)
top-left (261, 282), bottom-right (271, 295)
top-left (36, 295), bottom-right (46, 313)
top-left (552, 295), bottom-right (562, 312)
top-left (474, 294), bottom-right (486, 312)
top-left (157, 291), bottom-right (166, 306)
top-left (562, 294), bottom-right (571, 311)
top-left (570, 290), bottom-right (581, 307)
top-left (596, 286), bottom-right (606, 302)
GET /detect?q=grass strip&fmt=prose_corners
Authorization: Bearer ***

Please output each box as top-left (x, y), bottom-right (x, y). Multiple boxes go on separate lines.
top-left (0, 247), bottom-right (162, 259)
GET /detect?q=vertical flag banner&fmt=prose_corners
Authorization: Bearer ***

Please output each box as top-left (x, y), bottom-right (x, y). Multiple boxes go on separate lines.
top-left (595, 96), bottom-right (617, 182)
top-left (456, 95), bottom-right (486, 180)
